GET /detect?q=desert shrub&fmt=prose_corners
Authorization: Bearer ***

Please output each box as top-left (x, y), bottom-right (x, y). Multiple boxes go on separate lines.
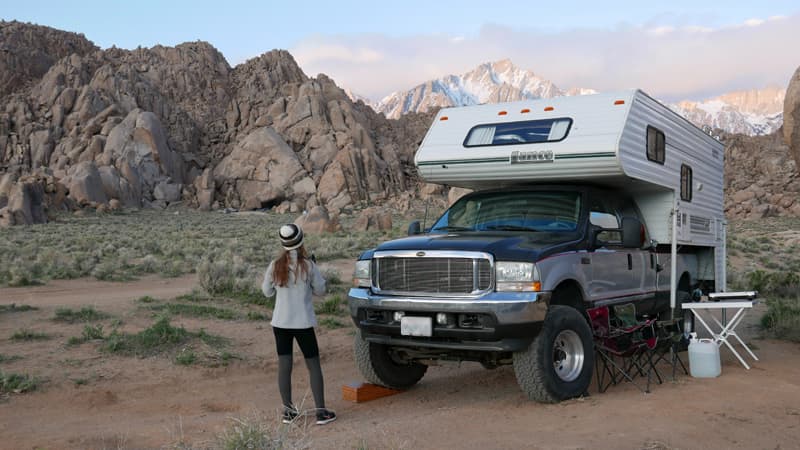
top-left (322, 268), bottom-right (343, 286)
top-left (10, 329), bottom-right (50, 341)
top-left (319, 317), bottom-right (347, 329)
top-left (0, 304), bottom-right (38, 314)
top-left (175, 348), bottom-right (197, 365)
top-left (761, 297), bottom-right (800, 342)
top-left (139, 254), bottom-right (159, 273)
top-left (216, 414), bottom-right (311, 450)
top-left (82, 325), bottom-right (105, 341)
top-left (7, 264), bottom-right (43, 287)
top-left (746, 270), bottom-right (800, 297)
top-left (198, 260), bottom-right (236, 295)
top-left (315, 295), bottom-right (344, 315)
top-left (103, 316), bottom-right (190, 356)
top-left (149, 303), bottom-right (238, 320)
top-left (0, 353), bottom-right (22, 363)
top-left (197, 256), bottom-right (264, 302)
top-left (247, 311), bottom-right (269, 321)
top-left (53, 306), bottom-right (109, 323)
top-left (0, 208), bottom-right (401, 288)
top-left (0, 371), bottom-right (41, 394)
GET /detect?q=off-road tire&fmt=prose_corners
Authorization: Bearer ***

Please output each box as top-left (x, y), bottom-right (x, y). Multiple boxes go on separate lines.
top-left (513, 305), bottom-right (594, 403)
top-left (353, 330), bottom-right (427, 389)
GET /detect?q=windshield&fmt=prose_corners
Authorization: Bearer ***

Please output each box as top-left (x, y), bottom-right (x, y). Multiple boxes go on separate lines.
top-left (431, 191), bottom-right (581, 233)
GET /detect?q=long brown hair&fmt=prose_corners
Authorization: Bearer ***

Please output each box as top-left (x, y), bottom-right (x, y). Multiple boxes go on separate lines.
top-left (272, 246), bottom-right (310, 287)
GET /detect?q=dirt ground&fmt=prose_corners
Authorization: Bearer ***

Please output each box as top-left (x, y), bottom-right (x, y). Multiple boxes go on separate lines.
top-left (1, 263), bottom-right (799, 449)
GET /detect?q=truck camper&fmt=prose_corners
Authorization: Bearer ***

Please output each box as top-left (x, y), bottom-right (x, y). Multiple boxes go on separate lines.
top-left (348, 90), bottom-right (726, 402)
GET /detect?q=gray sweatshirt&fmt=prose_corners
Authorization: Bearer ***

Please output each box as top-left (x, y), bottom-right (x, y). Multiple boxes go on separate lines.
top-left (262, 250), bottom-right (326, 329)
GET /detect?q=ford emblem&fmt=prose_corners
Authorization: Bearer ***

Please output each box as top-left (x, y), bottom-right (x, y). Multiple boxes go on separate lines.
top-left (416, 251), bottom-right (426, 257)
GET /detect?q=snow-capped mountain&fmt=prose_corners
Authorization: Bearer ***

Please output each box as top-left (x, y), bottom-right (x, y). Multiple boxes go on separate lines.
top-left (373, 59), bottom-right (595, 119)
top-left (363, 60), bottom-right (783, 136)
top-left (669, 87), bottom-right (785, 135)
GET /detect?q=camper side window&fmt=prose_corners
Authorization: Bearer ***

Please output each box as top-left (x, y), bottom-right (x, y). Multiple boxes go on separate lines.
top-left (681, 164), bottom-right (693, 202)
top-left (646, 126), bottom-right (666, 164)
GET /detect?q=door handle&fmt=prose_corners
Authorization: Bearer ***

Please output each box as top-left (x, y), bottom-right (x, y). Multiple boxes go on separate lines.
top-left (627, 254), bottom-right (633, 270)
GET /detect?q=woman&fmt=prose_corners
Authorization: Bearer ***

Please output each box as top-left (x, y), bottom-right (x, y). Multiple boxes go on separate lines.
top-left (262, 223), bottom-right (336, 425)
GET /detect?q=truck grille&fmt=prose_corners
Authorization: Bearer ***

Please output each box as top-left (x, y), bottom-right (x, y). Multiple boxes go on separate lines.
top-left (373, 252), bottom-right (493, 296)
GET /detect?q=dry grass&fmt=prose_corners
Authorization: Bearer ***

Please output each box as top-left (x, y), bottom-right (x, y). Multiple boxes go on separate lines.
top-left (0, 208), bottom-right (406, 288)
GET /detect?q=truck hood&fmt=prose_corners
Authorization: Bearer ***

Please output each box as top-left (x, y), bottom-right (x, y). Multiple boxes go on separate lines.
top-left (365, 231), bottom-right (584, 261)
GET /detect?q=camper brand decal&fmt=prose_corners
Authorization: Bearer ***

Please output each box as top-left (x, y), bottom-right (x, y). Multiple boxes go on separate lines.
top-left (510, 150), bottom-right (555, 164)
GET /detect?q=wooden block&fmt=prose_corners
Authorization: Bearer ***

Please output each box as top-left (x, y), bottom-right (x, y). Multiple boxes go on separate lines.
top-left (342, 382), bottom-right (402, 403)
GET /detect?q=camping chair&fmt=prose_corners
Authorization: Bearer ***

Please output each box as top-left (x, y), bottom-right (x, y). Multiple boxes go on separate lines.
top-left (588, 304), bottom-right (660, 393)
top-left (652, 318), bottom-right (689, 380)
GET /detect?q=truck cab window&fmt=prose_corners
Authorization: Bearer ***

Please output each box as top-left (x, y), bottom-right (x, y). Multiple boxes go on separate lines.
top-left (432, 191), bottom-right (581, 233)
top-left (589, 199), bottom-right (621, 243)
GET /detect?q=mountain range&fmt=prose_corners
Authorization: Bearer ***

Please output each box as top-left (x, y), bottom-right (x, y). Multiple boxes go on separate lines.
top-left (356, 60), bottom-right (785, 136)
top-left (1, 21), bottom-right (797, 227)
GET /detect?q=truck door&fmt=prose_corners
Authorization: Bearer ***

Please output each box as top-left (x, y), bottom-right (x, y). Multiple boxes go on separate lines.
top-left (588, 196), bottom-right (649, 305)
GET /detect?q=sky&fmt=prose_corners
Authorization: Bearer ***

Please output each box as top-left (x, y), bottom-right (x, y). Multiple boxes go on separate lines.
top-left (2, 1), bottom-right (799, 102)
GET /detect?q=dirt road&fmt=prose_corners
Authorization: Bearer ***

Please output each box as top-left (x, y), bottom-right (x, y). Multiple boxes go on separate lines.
top-left (1, 273), bottom-right (798, 449)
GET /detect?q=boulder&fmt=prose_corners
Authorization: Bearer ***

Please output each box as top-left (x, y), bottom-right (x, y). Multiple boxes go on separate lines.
top-left (3, 178), bottom-right (47, 226)
top-left (732, 190), bottom-right (756, 204)
top-left (448, 187), bottom-right (472, 206)
top-left (213, 127), bottom-right (305, 210)
top-left (154, 181), bottom-right (182, 202)
top-left (104, 109), bottom-right (185, 194)
top-left (294, 206), bottom-right (339, 233)
top-left (354, 207), bottom-right (393, 232)
top-left (63, 161), bottom-right (108, 205)
top-left (194, 168), bottom-right (215, 211)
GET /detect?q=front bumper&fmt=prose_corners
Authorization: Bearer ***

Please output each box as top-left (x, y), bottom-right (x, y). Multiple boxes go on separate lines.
top-left (348, 288), bottom-right (550, 352)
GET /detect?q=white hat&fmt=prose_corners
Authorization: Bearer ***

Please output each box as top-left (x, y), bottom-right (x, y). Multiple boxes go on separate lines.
top-left (279, 224), bottom-right (304, 250)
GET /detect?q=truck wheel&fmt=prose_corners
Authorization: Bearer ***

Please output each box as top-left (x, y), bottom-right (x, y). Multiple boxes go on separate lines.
top-left (353, 330), bottom-right (427, 389)
top-left (513, 305), bottom-right (594, 403)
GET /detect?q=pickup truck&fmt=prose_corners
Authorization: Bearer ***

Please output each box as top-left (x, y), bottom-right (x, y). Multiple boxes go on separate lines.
top-left (348, 184), bottom-right (695, 402)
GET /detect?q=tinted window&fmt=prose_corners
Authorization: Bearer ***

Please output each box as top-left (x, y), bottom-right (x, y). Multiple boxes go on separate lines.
top-left (647, 126), bottom-right (665, 164)
top-left (681, 164), bottom-right (693, 202)
top-left (464, 118), bottom-right (572, 147)
top-left (431, 191), bottom-right (581, 233)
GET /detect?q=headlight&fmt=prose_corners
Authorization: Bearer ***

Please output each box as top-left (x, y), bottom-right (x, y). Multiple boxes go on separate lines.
top-left (495, 261), bottom-right (541, 292)
top-left (353, 259), bottom-right (371, 288)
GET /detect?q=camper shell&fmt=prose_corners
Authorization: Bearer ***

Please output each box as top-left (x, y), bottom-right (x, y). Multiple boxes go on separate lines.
top-left (348, 89), bottom-right (726, 402)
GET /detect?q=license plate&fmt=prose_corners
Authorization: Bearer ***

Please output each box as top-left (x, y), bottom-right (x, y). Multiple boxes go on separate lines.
top-left (400, 316), bottom-right (432, 337)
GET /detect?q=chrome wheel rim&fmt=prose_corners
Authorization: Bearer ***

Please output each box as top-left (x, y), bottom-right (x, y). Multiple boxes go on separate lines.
top-left (552, 330), bottom-right (584, 382)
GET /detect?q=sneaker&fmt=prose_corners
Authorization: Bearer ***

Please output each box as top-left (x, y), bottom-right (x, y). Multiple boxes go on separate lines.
top-left (315, 408), bottom-right (337, 425)
top-left (282, 406), bottom-right (299, 424)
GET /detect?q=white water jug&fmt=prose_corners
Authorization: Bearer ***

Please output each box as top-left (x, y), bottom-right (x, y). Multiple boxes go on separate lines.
top-left (688, 335), bottom-right (721, 378)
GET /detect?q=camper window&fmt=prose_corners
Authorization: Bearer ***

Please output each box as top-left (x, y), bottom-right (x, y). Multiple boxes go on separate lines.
top-left (681, 164), bottom-right (693, 201)
top-left (463, 118), bottom-right (572, 147)
top-left (646, 126), bottom-right (666, 164)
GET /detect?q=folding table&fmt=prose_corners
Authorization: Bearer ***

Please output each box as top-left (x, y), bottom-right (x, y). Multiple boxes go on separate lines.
top-left (681, 291), bottom-right (759, 370)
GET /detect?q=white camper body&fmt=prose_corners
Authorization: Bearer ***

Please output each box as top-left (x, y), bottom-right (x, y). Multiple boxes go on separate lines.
top-left (415, 89), bottom-right (726, 294)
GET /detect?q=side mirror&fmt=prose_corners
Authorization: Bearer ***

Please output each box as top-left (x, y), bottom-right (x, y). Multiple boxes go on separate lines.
top-left (621, 217), bottom-right (644, 248)
top-left (408, 220), bottom-right (422, 236)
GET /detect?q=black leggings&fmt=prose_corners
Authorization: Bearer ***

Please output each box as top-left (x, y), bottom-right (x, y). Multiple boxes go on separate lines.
top-left (273, 327), bottom-right (320, 358)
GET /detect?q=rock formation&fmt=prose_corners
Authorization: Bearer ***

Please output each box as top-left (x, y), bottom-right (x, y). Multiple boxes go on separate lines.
top-left (784, 66), bottom-right (800, 170)
top-left (0, 22), bottom-right (434, 226)
top-left (723, 131), bottom-right (800, 219)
